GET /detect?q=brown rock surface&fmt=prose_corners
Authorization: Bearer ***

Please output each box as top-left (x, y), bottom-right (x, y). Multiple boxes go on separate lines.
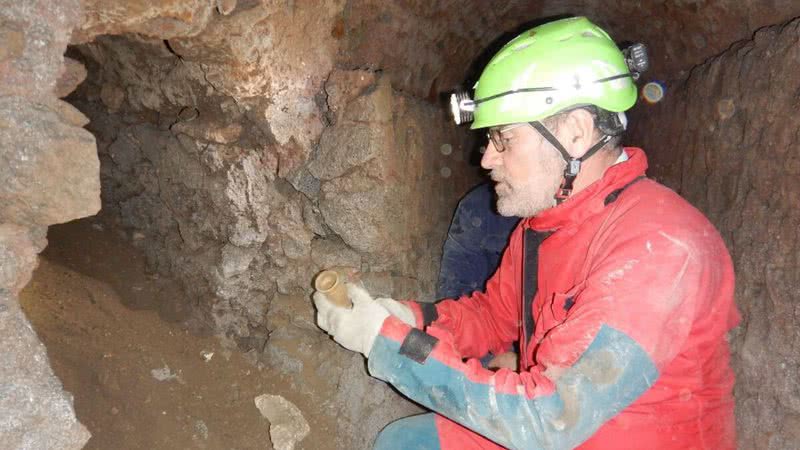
top-left (0, 0), bottom-right (100, 447)
top-left (0, 296), bottom-right (91, 450)
top-left (0, 0), bottom-right (83, 101)
top-left (64, 6), bottom-right (473, 438)
top-left (0, 213), bottom-right (88, 450)
top-left (19, 234), bottom-right (277, 450)
top-left (54, 57), bottom-right (88, 98)
top-left (631, 18), bottom-right (800, 450)
top-left (0, 224), bottom-right (44, 296)
top-left (0, 97), bottom-right (100, 226)
top-left (0, 20), bottom-right (25, 62)
top-left (71, 0), bottom-right (215, 43)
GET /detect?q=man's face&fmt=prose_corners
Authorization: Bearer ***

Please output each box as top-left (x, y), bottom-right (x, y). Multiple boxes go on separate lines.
top-left (480, 121), bottom-right (565, 217)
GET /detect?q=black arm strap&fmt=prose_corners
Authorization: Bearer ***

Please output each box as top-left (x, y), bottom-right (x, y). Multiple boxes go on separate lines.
top-left (399, 328), bottom-right (439, 364)
top-left (604, 176), bottom-right (646, 205)
top-left (523, 230), bottom-right (551, 344)
top-left (418, 302), bottom-right (439, 327)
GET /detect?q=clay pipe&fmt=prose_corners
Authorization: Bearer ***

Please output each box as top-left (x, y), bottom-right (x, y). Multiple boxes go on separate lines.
top-left (314, 269), bottom-right (352, 308)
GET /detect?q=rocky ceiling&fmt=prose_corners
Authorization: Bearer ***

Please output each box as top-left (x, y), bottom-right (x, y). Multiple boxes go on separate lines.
top-left (71, 0), bottom-right (800, 99)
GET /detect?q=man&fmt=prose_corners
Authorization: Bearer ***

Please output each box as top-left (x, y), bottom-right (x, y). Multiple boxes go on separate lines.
top-left (314, 16), bottom-right (739, 449)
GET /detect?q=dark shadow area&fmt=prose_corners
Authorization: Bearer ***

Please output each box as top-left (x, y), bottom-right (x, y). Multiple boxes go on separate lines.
top-left (42, 217), bottom-right (194, 327)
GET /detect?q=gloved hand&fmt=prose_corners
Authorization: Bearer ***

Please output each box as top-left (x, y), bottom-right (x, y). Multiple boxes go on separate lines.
top-left (375, 298), bottom-right (416, 327)
top-left (313, 283), bottom-right (389, 357)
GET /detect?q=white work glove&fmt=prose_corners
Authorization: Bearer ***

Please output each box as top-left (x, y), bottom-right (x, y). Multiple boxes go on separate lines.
top-left (313, 283), bottom-right (390, 357)
top-left (375, 298), bottom-right (416, 327)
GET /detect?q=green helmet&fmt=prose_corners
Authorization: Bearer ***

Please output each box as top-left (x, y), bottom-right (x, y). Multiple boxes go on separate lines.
top-left (469, 17), bottom-right (638, 129)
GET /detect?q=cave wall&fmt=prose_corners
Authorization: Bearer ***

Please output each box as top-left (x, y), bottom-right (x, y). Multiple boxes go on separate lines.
top-left (631, 18), bottom-right (800, 450)
top-left (66, 0), bottom-right (800, 100)
top-left (70, 34), bottom-right (473, 348)
top-left (0, 0), bottom-right (95, 448)
top-left (64, 3), bottom-right (475, 446)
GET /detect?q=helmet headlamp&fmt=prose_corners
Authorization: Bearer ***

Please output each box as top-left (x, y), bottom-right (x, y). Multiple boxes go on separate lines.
top-left (450, 91), bottom-right (475, 125)
top-left (623, 43), bottom-right (649, 79)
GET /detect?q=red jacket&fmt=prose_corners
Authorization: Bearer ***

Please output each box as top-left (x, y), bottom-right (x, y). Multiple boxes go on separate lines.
top-left (369, 148), bottom-right (739, 449)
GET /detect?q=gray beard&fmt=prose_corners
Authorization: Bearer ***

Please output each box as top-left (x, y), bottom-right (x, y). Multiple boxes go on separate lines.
top-left (496, 188), bottom-right (557, 217)
top-left (491, 149), bottom-right (566, 218)
top-left (494, 170), bottom-right (562, 217)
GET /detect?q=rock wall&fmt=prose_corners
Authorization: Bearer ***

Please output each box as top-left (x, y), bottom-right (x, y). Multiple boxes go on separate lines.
top-left (64, 3), bottom-right (475, 445)
top-left (0, 0), bottom-right (95, 448)
top-left (631, 18), bottom-right (800, 450)
top-left (69, 35), bottom-right (473, 346)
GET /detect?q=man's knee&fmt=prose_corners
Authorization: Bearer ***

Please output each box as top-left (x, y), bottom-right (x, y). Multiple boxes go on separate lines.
top-left (373, 414), bottom-right (441, 450)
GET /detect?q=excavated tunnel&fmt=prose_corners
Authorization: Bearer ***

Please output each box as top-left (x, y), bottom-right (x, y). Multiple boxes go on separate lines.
top-left (2, 1), bottom-right (800, 449)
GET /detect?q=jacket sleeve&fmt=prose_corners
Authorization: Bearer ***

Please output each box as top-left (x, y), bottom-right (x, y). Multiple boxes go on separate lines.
top-left (427, 223), bottom-right (524, 359)
top-left (368, 225), bottom-right (710, 450)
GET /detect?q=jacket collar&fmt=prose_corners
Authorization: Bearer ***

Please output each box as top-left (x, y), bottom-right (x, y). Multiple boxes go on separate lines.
top-left (524, 147), bottom-right (648, 232)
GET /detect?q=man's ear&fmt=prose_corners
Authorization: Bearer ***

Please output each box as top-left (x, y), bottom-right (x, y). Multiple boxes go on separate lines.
top-left (559, 109), bottom-right (597, 159)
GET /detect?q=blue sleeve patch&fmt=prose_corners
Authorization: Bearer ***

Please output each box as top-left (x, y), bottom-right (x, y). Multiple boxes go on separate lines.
top-left (368, 325), bottom-right (659, 450)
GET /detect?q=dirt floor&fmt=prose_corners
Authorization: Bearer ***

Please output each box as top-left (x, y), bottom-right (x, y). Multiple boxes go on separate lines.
top-left (19, 218), bottom-right (334, 450)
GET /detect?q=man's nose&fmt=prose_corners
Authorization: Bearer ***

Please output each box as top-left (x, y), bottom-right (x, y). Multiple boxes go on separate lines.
top-left (481, 141), bottom-right (501, 170)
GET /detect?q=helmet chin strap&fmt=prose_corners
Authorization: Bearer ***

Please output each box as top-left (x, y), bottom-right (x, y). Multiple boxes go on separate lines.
top-left (529, 121), bottom-right (613, 203)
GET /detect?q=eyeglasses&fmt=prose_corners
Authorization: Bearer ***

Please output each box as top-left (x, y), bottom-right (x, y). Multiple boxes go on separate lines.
top-left (486, 123), bottom-right (528, 153)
